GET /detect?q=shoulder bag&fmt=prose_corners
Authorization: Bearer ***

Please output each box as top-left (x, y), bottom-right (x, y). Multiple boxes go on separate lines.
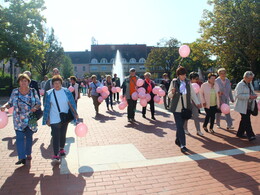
top-left (180, 93), bottom-right (192, 119)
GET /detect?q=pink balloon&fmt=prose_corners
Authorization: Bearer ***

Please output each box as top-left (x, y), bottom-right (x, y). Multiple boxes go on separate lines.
top-left (8, 107), bottom-right (14, 114)
top-left (158, 90), bottom-right (166, 97)
top-left (96, 87), bottom-right (103, 93)
top-left (179, 45), bottom-right (191, 58)
top-left (68, 86), bottom-right (75, 92)
top-left (221, 103), bottom-right (230, 114)
top-left (136, 79), bottom-right (144, 87)
top-left (75, 123), bottom-right (88, 137)
top-left (258, 100), bottom-right (260, 111)
top-left (120, 95), bottom-right (124, 100)
top-left (145, 93), bottom-right (151, 102)
top-left (152, 87), bottom-right (161, 95)
top-left (191, 83), bottom-right (200, 94)
top-left (153, 95), bottom-right (160, 103)
top-left (140, 99), bottom-right (147, 107)
top-left (137, 87), bottom-right (146, 93)
top-left (116, 87), bottom-right (121, 93)
top-left (98, 96), bottom-right (104, 103)
top-left (81, 83), bottom-right (84, 86)
top-left (40, 89), bottom-right (44, 96)
top-left (101, 92), bottom-right (108, 99)
top-left (102, 86), bottom-right (108, 92)
top-left (158, 97), bottom-right (164, 104)
top-left (105, 90), bottom-right (110, 95)
top-left (138, 92), bottom-right (146, 99)
top-left (111, 87), bottom-right (117, 93)
top-left (0, 111), bottom-right (8, 129)
top-left (118, 102), bottom-right (127, 110)
top-left (131, 92), bottom-right (138, 100)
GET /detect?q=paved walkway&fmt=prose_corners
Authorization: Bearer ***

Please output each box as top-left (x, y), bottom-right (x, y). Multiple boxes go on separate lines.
top-left (0, 94), bottom-right (259, 195)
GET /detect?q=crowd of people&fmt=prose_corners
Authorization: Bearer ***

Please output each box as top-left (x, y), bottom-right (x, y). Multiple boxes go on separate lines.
top-left (0, 66), bottom-right (258, 165)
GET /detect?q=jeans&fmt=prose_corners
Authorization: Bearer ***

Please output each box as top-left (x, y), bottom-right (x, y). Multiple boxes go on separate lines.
top-left (105, 92), bottom-right (113, 108)
top-left (142, 100), bottom-right (155, 117)
top-left (127, 98), bottom-right (137, 119)
top-left (204, 106), bottom-right (217, 129)
top-left (15, 127), bottom-right (34, 160)
top-left (173, 112), bottom-right (186, 147)
top-left (50, 122), bottom-right (69, 156)
top-left (237, 110), bottom-right (255, 138)
top-left (113, 92), bottom-right (119, 101)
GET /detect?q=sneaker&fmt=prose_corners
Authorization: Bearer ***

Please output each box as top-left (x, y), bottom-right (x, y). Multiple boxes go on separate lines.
top-left (151, 116), bottom-right (156, 120)
top-left (248, 136), bottom-right (256, 141)
top-left (197, 131), bottom-right (204, 136)
top-left (184, 130), bottom-right (191, 135)
top-left (59, 149), bottom-right (66, 157)
top-left (217, 126), bottom-right (221, 129)
top-left (51, 156), bottom-right (60, 166)
top-left (181, 147), bottom-right (189, 153)
top-left (128, 118), bottom-right (132, 122)
top-left (209, 129), bottom-right (215, 133)
top-left (132, 118), bottom-right (136, 122)
top-left (227, 126), bottom-right (234, 130)
top-left (203, 127), bottom-right (209, 133)
top-left (142, 115), bottom-right (146, 118)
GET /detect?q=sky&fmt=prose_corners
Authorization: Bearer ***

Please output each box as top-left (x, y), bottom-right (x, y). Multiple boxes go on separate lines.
top-left (43, 0), bottom-right (212, 51)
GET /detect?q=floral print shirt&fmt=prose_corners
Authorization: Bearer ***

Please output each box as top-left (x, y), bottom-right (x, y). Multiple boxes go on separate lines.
top-left (8, 88), bottom-right (41, 132)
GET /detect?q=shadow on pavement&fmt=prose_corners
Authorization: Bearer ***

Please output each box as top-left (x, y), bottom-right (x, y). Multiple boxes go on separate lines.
top-left (92, 113), bottom-right (116, 123)
top-left (188, 150), bottom-right (259, 195)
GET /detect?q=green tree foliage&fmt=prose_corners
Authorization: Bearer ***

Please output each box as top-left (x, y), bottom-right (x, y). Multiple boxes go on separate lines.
top-left (61, 55), bottom-right (73, 79)
top-left (200, 0), bottom-right (260, 79)
top-left (0, 0), bottom-right (46, 66)
top-left (145, 38), bottom-right (180, 78)
top-left (33, 28), bottom-right (64, 79)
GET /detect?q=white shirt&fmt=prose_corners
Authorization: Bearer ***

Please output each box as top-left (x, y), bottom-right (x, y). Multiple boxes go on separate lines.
top-left (49, 89), bottom-right (69, 124)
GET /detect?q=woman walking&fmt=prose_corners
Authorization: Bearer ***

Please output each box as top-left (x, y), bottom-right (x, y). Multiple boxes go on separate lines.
top-left (43, 75), bottom-right (78, 165)
top-left (200, 73), bottom-right (220, 133)
top-left (104, 75), bottom-right (114, 110)
top-left (234, 71), bottom-right (257, 141)
top-left (88, 75), bottom-right (102, 115)
top-left (215, 68), bottom-right (234, 130)
top-left (168, 66), bottom-right (200, 153)
top-left (142, 72), bottom-right (156, 120)
top-left (1, 74), bottom-right (41, 165)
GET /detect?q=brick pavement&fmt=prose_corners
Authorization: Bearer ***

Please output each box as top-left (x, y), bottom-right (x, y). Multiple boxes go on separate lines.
top-left (0, 94), bottom-right (259, 194)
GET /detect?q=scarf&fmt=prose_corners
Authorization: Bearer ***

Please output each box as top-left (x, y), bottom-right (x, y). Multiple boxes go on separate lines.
top-left (146, 79), bottom-right (152, 93)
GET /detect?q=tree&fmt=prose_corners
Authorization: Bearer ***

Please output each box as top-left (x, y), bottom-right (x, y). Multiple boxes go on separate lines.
top-left (61, 55), bottom-right (73, 79)
top-left (200, 0), bottom-right (260, 79)
top-left (0, 0), bottom-right (46, 66)
top-left (145, 38), bottom-right (180, 78)
top-left (33, 28), bottom-right (64, 79)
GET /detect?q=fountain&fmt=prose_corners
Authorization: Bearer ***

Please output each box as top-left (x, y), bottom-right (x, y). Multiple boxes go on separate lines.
top-left (112, 50), bottom-right (124, 83)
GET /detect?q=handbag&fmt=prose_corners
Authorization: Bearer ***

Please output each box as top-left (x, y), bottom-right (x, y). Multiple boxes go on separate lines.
top-left (251, 100), bottom-right (258, 116)
top-left (32, 89), bottom-right (43, 120)
top-left (53, 89), bottom-right (74, 124)
top-left (180, 93), bottom-right (192, 119)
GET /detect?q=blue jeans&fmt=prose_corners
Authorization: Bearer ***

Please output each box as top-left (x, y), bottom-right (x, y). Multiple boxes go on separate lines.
top-left (15, 127), bottom-right (34, 160)
top-left (173, 112), bottom-right (186, 147)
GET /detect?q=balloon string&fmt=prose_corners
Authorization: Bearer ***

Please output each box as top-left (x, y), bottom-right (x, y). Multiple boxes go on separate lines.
top-left (178, 58), bottom-right (183, 68)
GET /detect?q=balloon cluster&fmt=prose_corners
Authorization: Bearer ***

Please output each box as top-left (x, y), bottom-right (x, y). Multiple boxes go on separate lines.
top-left (118, 96), bottom-right (128, 110)
top-left (0, 111), bottom-right (8, 129)
top-left (191, 83), bottom-right (200, 94)
top-left (152, 86), bottom-right (165, 105)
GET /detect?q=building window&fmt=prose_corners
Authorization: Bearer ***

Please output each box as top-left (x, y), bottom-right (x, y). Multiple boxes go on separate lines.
top-left (91, 58), bottom-right (98, 64)
top-left (122, 58), bottom-right (127, 63)
top-left (83, 66), bottom-right (86, 71)
top-left (139, 58), bottom-right (146, 63)
top-left (74, 66), bottom-right (77, 72)
top-left (110, 58), bottom-right (115, 64)
top-left (100, 58), bottom-right (108, 64)
top-left (101, 66), bottom-right (107, 71)
top-left (139, 65), bottom-right (146, 70)
top-left (130, 58), bottom-right (136, 63)
top-left (90, 66), bottom-right (98, 72)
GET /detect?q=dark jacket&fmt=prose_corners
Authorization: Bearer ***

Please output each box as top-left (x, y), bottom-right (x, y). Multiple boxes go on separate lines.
top-left (30, 79), bottom-right (40, 99)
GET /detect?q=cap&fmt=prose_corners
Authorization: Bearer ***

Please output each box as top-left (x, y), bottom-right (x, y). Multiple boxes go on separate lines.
top-left (129, 68), bottom-right (136, 72)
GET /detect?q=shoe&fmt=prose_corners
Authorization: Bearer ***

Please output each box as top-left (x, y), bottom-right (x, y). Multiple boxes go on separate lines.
top-left (111, 106), bottom-right (113, 110)
top-left (197, 131), bottom-right (204, 136)
top-left (203, 127), bottom-right (209, 132)
top-left (132, 118), bottom-right (136, 122)
top-left (59, 149), bottom-right (66, 157)
top-left (142, 115), bottom-right (146, 118)
top-left (227, 126), bottom-right (234, 130)
top-left (236, 135), bottom-right (247, 139)
top-left (151, 116), bottom-right (156, 120)
top-left (181, 147), bottom-right (189, 153)
top-left (209, 129), bottom-right (215, 133)
top-left (175, 139), bottom-right (180, 147)
top-left (184, 130), bottom-right (191, 135)
top-left (107, 107), bottom-right (110, 111)
top-left (15, 159), bottom-right (26, 165)
top-left (26, 155), bottom-right (32, 160)
top-left (217, 126), bottom-right (221, 129)
top-left (51, 156), bottom-right (60, 166)
top-left (249, 136), bottom-right (256, 141)
top-left (128, 119), bottom-right (131, 122)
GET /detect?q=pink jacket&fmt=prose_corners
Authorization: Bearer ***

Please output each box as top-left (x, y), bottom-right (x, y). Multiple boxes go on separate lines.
top-left (200, 82), bottom-right (220, 109)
